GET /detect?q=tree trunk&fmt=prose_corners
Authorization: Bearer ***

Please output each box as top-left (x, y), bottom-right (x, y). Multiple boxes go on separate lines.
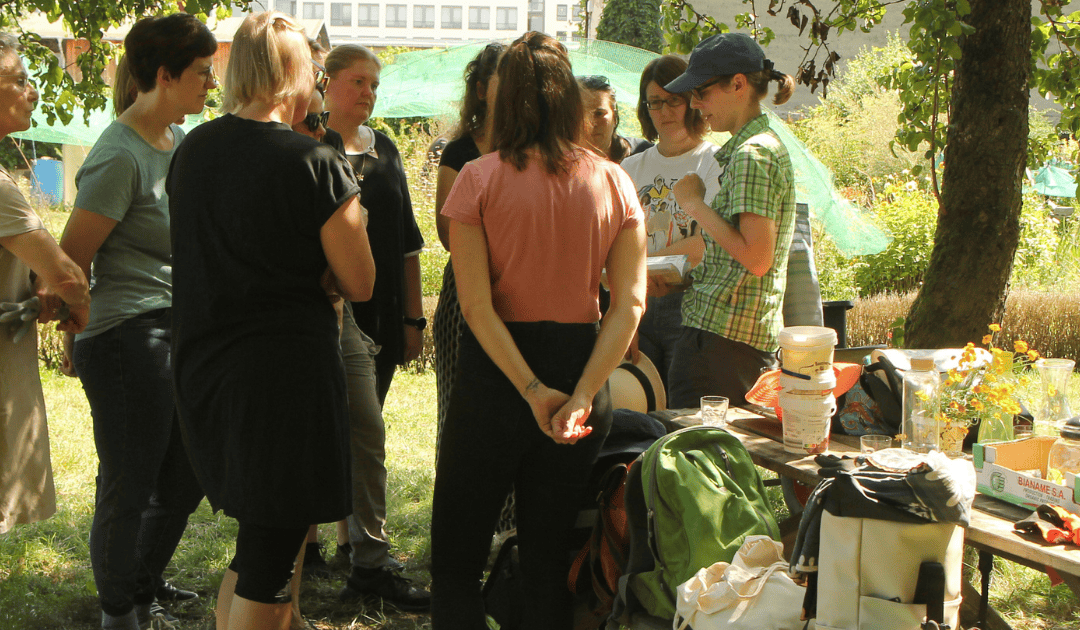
top-left (905, 0), bottom-right (1030, 349)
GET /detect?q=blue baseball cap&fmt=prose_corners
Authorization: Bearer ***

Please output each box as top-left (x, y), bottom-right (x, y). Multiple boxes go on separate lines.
top-left (665, 32), bottom-right (770, 93)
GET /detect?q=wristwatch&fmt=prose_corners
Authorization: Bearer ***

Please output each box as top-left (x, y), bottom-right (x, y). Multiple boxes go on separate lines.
top-left (404, 316), bottom-right (427, 330)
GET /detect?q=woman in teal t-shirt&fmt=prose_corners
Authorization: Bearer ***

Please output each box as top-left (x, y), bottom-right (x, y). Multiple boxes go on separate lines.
top-left (58, 14), bottom-right (217, 630)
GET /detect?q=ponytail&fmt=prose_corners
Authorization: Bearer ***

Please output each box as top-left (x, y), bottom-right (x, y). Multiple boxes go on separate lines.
top-left (746, 60), bottom-right (795, 105)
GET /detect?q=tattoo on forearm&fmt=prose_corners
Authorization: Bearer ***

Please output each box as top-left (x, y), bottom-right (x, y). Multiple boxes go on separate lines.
top-left (524, 378), bottom-right (541, 396)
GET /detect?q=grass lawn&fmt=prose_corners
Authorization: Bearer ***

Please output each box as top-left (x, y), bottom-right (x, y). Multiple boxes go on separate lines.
top-left (2, 365), bottom-right (1079, 629)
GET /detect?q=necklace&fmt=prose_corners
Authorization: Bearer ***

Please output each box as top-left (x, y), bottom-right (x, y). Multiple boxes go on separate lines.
top-left (354, 153), bottom-right (368, 184)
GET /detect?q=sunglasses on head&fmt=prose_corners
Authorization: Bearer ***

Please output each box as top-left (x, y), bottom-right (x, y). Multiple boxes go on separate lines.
top-left (303, 111), bottom-right (330, 132)
top-left (312, 59), bottom-right (329, 92)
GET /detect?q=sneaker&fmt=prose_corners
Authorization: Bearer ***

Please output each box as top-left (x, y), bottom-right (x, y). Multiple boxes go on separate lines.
top-left (338, 566), bottom-right (430, 612)
top-left (302, 542), bottom-right (335, 580)
top-left (154, 581), bottom-right (198, 602)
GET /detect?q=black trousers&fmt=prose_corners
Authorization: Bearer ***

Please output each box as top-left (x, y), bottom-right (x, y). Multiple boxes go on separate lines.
top-left (430, 322), bottom-right (613, 630)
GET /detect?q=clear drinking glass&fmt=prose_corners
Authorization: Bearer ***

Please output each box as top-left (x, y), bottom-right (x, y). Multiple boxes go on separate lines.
top-left (701, 396), bottom-right (729, 427)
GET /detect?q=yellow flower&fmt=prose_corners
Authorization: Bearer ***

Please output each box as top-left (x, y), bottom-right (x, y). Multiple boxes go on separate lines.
top-left (973, 400), bottom-right (984, 411)
top-left (1014, 340), bottom-right (1029, 353)
top-left (982, 334), bottom-right (993, 345)
top-left (1028, 350), bottom-right (1041, 361)
top-left (989, 323), bottom-right (1001, 332)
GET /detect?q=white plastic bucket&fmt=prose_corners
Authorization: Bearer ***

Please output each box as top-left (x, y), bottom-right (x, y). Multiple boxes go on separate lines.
top-left (780, 392), bottom-right (836, 454)
top-left (779, 370), bottom-right (837, 397)
top-left (778, 326), bottom-right (837, 376)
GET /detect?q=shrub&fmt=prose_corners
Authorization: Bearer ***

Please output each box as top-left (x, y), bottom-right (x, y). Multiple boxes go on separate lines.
top-left (851, 179), bottom-right (937, 296)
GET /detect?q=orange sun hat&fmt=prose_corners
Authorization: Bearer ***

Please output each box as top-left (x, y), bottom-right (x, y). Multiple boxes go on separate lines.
top-left (745, 363), bottom-right (863, 420)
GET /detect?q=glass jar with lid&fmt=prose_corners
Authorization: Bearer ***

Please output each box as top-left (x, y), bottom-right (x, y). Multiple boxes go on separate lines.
top-left (1047, 416), bottom-right (1080, 485)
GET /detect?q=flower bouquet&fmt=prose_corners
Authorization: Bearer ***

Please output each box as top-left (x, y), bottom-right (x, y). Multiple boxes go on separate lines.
top-left (936, 324), bottom-right (1040, 454)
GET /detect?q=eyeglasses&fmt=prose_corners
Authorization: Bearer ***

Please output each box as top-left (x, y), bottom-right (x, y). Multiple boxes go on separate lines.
top-left (312, 59), bottom-right (329, 92)
top-left (0, 74), bottom-right (30, 90)
top-left (691, 78), bottom-right (724, 100)
top-left (645, 95), bottom-right (685, 110)
top-left (303, 111), bottom-right (330, 133)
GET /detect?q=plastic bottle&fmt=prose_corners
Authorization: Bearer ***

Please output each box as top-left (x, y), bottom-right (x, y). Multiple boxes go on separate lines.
top-left (1047, 416), bottom-right (1080, 485)
top-left (902, 358), bottom-right (941, 453)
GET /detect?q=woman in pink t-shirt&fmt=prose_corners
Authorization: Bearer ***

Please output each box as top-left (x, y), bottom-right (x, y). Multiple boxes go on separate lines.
top-left (432, 31), bottom-right (647, 630)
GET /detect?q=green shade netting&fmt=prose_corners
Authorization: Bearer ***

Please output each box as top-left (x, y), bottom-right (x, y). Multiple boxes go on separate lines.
top-left (766, 108), bottom-right (891, 256)
top-left (1031, 162), bottom-right (1077, 198)
top-left (10, 39), bottom-right (888, 256)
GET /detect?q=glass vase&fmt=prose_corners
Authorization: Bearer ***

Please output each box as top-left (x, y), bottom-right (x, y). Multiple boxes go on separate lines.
top-left (1036, 358), bottom-right (1075, 436)
top-left (939, 419), bottom-right (968, 457)
top-left (976, 407), bottom-right (1014, 444)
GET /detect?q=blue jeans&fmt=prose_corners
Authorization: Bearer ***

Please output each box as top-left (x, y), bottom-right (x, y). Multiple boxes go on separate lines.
top-left (637, 292), bottom-right (684, 392)
top-left (431, 322), bottom-right (612, 630)
top-left (341, 303), bottom-right (394, 570)
top-left (72, 309), bottom-right (204, 616)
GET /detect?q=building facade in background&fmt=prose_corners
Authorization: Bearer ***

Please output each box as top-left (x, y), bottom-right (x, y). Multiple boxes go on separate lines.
top-left (252, 0), bottom-right (601, 48)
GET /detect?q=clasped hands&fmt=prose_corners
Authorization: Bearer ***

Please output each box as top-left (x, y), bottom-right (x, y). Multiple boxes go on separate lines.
top-left (0, 295), bottom-right (75, 343)
top-left (524, 381), bottom-right (594, 445)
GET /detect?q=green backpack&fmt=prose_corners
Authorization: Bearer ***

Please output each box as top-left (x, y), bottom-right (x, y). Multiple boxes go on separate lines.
top-left (615, 426), bottom-right (780, 622)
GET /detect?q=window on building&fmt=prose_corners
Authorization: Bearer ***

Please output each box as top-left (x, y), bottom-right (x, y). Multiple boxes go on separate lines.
top-left (442, 5), bottom-right (463, 28)
top-left (357, 3), bottom-right (378, 25)
top-left (330, 3), bottom-right (352, 25)
top-left (496, 7), bottom-right (517, 30)
top-left (528, 14), bottom-right (543, 30)
top-left (386, 4), bottom-right (407, 26)
top-left (468, 6), bottom-right (490, 29)
top-left (572, 5), bottom-right (583, 22)
top-left (557, 4), bottom-right (567, 20)
top-left (572, 30), bottom-right (582, 40)
top-left (414, 4), bottom-right (435, 27)
top-left (302, 2), bottom-right (324, 19)
top-left (556, 30), bottom-right (566, 40)
top-left (528, 1), bottom-right (543, 11)
top-left (274, 0), bottom-right (297, 15)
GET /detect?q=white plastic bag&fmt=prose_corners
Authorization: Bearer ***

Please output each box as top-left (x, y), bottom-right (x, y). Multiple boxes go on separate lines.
top-left (673, 535), bottom-right (805, 630)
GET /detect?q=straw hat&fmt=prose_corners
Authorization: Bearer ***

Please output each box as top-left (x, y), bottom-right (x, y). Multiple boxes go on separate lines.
top-left (607, 354), bottom-right (667, 413)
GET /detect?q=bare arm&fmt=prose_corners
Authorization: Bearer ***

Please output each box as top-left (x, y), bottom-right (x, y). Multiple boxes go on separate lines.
top-left (320, 197), bottom-right (375, 302)
top-left (451, 219), bottom-right (585, 443)
top-left (649, 232), bottom-right (705, 267)
top-left (0, 229), bottom-right (90, 331)
top-left (551, 221), bottom-right (647, 433)
top-left (673, 173), bottom-right (777, 277)
top-left (434, 165), bottom-right (460, 251)
top-left (60, 207), bottom-right (117, 283)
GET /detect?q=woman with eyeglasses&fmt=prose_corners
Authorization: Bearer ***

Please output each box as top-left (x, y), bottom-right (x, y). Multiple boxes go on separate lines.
top-left (58, 14), bottom-right (216, 630)
top-left (619, 54), bottom-right (721, 390)
top-left (664, 32), bottom-right (797, 408)
top-left (577, 74), bottom-right (650, 163)
top-left (167, 12), bottom-right (374, 630)
top-left (432, 31), bottom-right (646, 630)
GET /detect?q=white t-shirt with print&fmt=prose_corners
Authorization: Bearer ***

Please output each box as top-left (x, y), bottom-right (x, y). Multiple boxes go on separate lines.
top-left (620, 141), bottom-right (722, 255)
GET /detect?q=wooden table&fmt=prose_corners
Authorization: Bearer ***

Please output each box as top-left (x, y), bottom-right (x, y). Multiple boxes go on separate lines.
top-left (654, 406), bottom-right (1080, 629)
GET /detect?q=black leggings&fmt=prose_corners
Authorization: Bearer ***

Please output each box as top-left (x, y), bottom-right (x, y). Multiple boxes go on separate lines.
top-left (430, 321), bottom-right (613, 630)
top-left (227, 521), bottom-right (308, 604)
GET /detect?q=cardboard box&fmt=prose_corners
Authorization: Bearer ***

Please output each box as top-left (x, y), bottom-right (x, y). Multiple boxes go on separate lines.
top-left (973, 436), bottom-right (1080, 513)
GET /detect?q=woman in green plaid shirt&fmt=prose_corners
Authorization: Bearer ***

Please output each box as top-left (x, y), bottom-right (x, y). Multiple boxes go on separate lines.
top-left (663, 32), bottom-right (797, 408)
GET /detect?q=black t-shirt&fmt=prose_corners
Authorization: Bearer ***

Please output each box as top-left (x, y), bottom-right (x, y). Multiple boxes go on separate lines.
top-left (167, 114), bottom-right (359, 526)
top-left (326, 127), bottom-right (424, 365)
top-left (439, 135), bottom-right (481, 172)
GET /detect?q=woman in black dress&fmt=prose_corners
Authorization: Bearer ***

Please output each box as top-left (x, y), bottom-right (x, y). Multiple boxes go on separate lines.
top-left (167, 12), bottom-right (374, 630)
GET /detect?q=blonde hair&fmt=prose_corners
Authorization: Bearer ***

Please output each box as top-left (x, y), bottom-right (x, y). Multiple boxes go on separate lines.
top-left (221, 12), bottom-right (310, 114)
top-left (324, 44), bottom-right (381, 78)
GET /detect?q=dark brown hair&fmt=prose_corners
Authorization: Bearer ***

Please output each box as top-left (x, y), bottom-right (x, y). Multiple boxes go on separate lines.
top-left (491, 32), bottom-right (581, 174)
top-left (125, 14), bottom-right (217, 93)
top-left (636, 55), bottom-right (707, 142)
top-left (455, 42), bottom-right (504, 141)
top-left (715, 67), bottom-right (796, 105)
